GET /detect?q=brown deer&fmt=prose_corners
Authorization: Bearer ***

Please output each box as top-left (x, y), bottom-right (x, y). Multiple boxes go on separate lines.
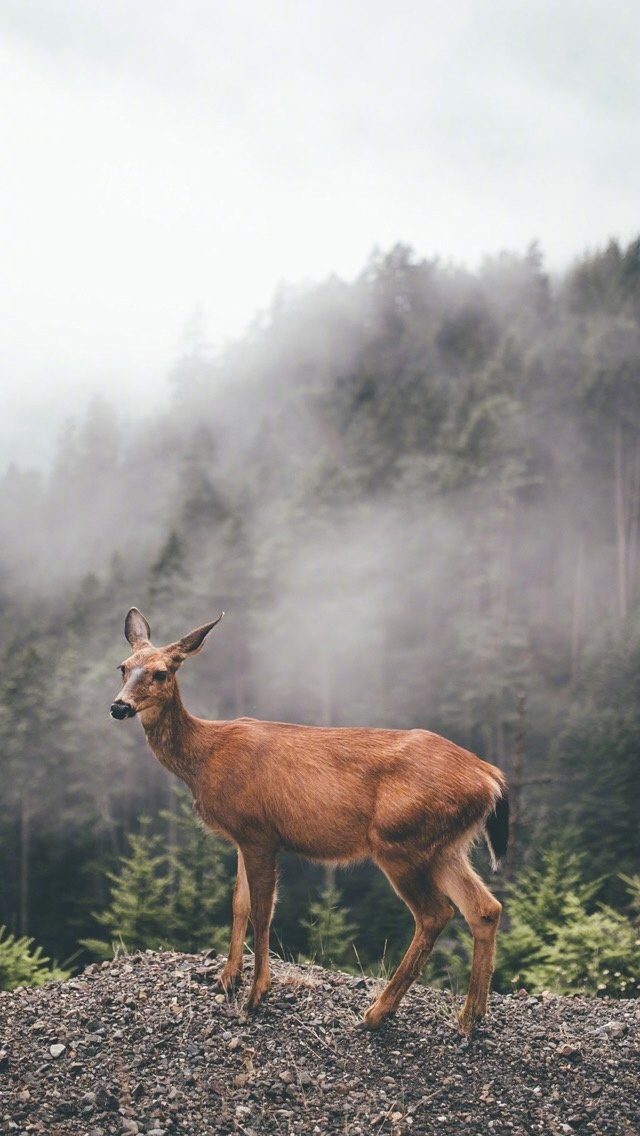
top-left (110, 608), bottom-right (509, 1036)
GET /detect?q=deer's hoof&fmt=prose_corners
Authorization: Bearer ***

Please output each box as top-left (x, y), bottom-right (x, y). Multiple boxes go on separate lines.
top-left (245, 982), bottom-right (271, 1012)
top-left (457, 1007), bottom-right (482, 1038)
top-left (214, 969), bottom-right (242, 995)
top-left (355, 1018), bottom-right (375, 1032)
top-left (360, 1003), bottom-right (393, 1031)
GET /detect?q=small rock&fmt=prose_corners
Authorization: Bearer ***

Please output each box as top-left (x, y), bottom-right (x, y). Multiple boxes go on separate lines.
top-left (590, 1020), bottom-right (627, 1039)
top-left (556, 1042), bottom-right (582, 1061)
top-left (95, 1086), bottom-right (120, 1111)
top-left (49, 1043), bottom-right (66, 1058)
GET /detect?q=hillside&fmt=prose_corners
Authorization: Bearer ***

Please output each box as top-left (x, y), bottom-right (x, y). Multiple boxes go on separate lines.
top-left (0, 952), bottom-right (638, 1136)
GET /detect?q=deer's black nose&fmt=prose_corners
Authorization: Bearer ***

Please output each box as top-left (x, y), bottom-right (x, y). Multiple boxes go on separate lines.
top-left (110, 700), bottom-right (136, 720)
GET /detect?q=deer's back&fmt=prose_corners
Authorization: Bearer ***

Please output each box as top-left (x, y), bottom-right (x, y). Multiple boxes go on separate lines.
top-left (195, 718), bottom-right (503, 861)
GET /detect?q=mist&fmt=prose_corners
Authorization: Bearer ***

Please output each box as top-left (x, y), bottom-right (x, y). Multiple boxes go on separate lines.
top-left (2, 236), bottom-right (640, 966)
top-left (2, 0), bottom-right (640, 477)
top-left (0, 241), bottom-right (630, 738)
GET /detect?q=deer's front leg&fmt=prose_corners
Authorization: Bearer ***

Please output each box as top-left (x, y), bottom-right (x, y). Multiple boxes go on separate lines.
top-left (216, 848), bottom-right (250, 993)
top-left (241, 845), bottom-right (278, 1011)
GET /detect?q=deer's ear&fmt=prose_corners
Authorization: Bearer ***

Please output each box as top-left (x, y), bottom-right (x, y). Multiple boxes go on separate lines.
top-left (125, 608), bottom-right (152, 650)
top-left (173, 613), bottom-right (224, 661)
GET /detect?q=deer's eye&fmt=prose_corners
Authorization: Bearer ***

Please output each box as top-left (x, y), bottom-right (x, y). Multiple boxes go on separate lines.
top-left (153, 670), bottom-right (168, 683)
top-left (119, 665), bottom-right (126, 676)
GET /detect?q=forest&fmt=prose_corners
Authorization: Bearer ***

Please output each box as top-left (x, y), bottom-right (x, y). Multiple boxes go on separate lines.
top-left (0, 237), bottom-right (639, 997)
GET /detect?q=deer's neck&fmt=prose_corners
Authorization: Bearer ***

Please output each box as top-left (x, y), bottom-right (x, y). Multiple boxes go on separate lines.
top-left (142, 688), bottom-right (208, 786)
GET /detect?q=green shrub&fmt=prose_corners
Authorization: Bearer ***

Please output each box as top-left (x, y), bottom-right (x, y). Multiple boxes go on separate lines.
top-left (82, 809), bottom-right (231, 960)
top-left (300, 883), bottom-right (359, 969)
top-left (0, 926), bottom-right (70, 991)
top-left (494, 846), bottom-right (640, 998)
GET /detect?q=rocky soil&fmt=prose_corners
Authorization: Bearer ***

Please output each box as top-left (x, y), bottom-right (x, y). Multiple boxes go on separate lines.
top-left (0, 951), bottom-right (638, 1136)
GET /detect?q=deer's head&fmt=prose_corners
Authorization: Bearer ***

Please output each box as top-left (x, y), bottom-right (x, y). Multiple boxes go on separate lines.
top-left (110, 608), bottom-right (224, 726)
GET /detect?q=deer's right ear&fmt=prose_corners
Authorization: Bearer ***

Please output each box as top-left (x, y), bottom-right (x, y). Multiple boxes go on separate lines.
top-left (125, 608), bottom-right (152, 650)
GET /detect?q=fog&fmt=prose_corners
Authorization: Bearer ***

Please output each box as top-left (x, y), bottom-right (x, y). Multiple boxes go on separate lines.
top-left (2, 0), bottom-right (639, 471)
top-left (2, 234), bottom-right (640, 962)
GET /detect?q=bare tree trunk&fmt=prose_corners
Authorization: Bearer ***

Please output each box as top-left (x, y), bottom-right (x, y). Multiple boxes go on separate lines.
top-left (571, 535), bottom-right (585, 678)
top-left (19, 788), bottom-right (30, 938)
top-left (615, 418), bottom-right (628, 620)
top-left (167, 776), bottom-right (178, 896)
top-left (506, 694), bottom-right (526, 876)
top-left (625, 433), bottom-right (640, 609)
top-left (233, 625), bottom-right (245, 717)
top-left (319, 646), bottom-right (333, 731)
top-left (320, 648), bottom-right (336, 893)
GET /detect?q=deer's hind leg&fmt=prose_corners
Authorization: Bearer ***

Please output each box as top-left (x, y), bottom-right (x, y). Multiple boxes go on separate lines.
top-left (434, 854), bottom-right (502, 1037)
top-left (363, 855), bottom-right (454, 1030)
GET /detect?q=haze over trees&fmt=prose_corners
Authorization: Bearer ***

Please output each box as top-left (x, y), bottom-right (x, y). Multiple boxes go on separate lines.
top-left (0, 237), bottom-right (639, 989)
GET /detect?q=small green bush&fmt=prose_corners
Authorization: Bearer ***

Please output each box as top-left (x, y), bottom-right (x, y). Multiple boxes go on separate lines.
top-left (300, 883), bottom-right (359, 969)
top-left (494, 846), bottom-right (640, 998)
top-left (423, 847), bottom-right (640, 999)
top-left (82, 808), bottom-right (231, 960)
top-left (0, 926), bottom-right (70, 991)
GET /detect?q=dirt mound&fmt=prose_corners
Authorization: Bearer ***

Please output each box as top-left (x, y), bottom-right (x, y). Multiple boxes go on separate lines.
top-left (1, 951), bottom-right (638, 1135)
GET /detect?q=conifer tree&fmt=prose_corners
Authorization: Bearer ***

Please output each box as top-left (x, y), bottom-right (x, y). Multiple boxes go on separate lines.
top-left (301, 884), bottom-right (358, 969)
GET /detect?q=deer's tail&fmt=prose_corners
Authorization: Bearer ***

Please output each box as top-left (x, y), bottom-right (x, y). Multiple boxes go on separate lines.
top-left (485, 787), bottom-right (509, 870)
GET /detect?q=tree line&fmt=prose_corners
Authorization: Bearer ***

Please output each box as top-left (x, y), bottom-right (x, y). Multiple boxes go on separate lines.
top-left (0, 237), bottom-right (639, 993)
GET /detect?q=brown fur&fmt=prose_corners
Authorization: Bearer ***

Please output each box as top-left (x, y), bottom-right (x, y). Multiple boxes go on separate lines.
top-left (111, 609), bottom-right (507, 1035)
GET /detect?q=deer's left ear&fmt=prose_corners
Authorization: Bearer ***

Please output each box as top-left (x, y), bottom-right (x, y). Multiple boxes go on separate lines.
top-left (173, 613), bottom-right (224, 661)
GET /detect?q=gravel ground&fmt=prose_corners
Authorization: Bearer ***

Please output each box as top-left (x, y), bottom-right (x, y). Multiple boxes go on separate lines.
top-left (0, 950), bottom-right (638, 1136)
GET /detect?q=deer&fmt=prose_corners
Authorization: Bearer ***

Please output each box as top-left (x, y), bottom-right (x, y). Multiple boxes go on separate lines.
top-left (110, 608), bottom-right (509, 1036)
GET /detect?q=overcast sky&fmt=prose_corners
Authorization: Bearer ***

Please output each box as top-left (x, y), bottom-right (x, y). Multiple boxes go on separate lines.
top-left (1, 0), bottom-right (639, 471)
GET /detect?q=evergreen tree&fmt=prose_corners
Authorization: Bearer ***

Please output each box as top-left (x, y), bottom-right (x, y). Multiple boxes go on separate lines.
top-left (82, 811), bottom-right (231, 960)
top-left (82, 821), bottom-right (173, 958)
top-left (300, 884), bottom-right (359, 970)
top-left (493, 845), bottom-right (640, 998)
top-left (0, 927), bottom-right (71, 991)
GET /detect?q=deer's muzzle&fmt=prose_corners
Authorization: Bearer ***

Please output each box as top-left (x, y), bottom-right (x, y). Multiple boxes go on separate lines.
top-left (110, 700), bottom-right (137, 720)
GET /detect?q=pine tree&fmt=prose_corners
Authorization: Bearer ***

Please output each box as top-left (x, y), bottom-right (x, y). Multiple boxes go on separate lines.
top-left (493, 845), bottom-right (640, 998)
top-left (300, 883), bottom-right (359, 969)
top-left (165, 795), bottom-right (231, 954)
top-left (0, 927), bottom-right (71, 991)
top-left (82, 808), bottom-right (232, 960)
top-left (82, 820), bottom-right (172, 958)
